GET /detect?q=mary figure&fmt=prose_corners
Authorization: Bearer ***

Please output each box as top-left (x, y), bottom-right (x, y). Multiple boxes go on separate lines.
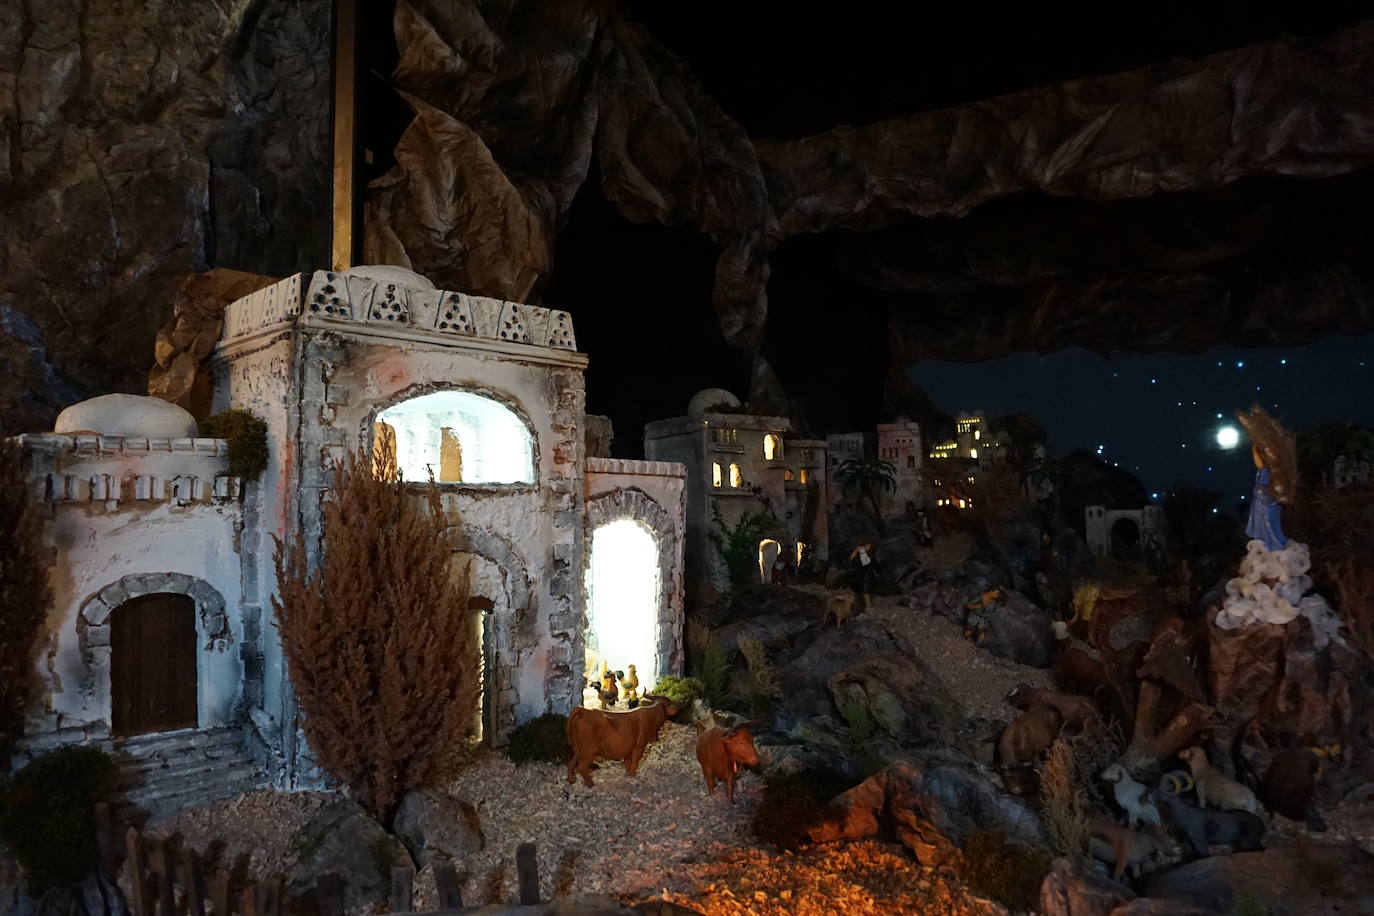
top-left (1246, 445), bottom-right (1287, 552)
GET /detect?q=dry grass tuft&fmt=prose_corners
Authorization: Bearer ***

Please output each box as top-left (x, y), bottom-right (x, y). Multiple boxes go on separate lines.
top-left (1039, 718), bottom-right (1123, 860)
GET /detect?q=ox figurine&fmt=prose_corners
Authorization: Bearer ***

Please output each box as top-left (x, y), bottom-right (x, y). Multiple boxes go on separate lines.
top-left (566, 695), bottom-right (679, 787)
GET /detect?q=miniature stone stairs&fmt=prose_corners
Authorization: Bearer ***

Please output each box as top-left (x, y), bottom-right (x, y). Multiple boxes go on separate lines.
top-left (111, 728), bottom-right (267, 821)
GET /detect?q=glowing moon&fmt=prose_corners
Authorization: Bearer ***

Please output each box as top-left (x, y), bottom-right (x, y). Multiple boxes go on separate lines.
top-left (1216, 426), bottom-right (1240, 449)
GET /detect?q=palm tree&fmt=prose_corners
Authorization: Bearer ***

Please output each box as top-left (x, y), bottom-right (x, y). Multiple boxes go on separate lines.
top-left (837, 457), bottom-right (898, 536)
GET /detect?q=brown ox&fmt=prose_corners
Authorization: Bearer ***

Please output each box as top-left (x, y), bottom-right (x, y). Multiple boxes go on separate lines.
top-left (565, 695), bottom-right (679, 787)
top-left (695, 718), bottom-right (762, 803)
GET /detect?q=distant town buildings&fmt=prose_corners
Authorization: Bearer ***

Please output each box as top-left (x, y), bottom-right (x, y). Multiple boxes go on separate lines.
top-left (1332, 453), bottom-right (1372, 489)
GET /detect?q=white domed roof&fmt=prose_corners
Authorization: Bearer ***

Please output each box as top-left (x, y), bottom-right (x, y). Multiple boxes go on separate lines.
top-left (688, 388), bottom-right (741, 418)
top-left (341, 264), bottom-right (436, 291)
top-left (54, 394), bottom-right (198, 438)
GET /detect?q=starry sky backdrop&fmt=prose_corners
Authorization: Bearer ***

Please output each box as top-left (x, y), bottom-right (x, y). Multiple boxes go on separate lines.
top-left (909, 334), bottom-right (1374, 506)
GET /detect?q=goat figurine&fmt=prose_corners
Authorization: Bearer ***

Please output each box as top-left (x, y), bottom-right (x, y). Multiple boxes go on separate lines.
top-left (1101, 763), bottom-right (1163, 829)
top-left (1179, 747), bottom-right (1262, 815)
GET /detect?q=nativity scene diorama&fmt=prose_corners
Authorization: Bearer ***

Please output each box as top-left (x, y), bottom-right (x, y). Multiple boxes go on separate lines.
top-left (12, 265), bottom-right (689, 794)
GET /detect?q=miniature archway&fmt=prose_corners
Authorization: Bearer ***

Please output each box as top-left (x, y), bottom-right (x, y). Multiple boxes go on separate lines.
top-left (763, 434), bottom-right (781, 461)
top-left (584, 520), bottom-right (660, 704)
top-left (374, 389), bottom-right (534, 484)
top-left (758, 539), bottom-right (782, 583)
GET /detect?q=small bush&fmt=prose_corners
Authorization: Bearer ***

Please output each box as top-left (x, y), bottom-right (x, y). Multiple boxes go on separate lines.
top-left (738, 636), bottom-right (781, 718)
top-left (837, 696), bottom-right (885, 778)
top-left (506, 714), bottom-right (569, 765)
top-left (750, 770), bottom-right (852, 851)
top-left (958, 829), bottom-right (1052, 913)
top-left (0, 746), bottom-right (117, 892)
top-left (650, 675), bottom-right (704, 709)
top-left (200, 409), bottom-right (269, 480)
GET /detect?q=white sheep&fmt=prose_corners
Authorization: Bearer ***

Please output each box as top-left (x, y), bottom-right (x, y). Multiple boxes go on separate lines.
top-left (1179, 747), bottom-right (1262, 815)
top-left (1101, 763), bottom-right (1163, 829)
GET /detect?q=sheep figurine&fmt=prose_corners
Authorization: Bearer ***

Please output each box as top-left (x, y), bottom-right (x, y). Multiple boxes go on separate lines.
top-left (1101, 763), bottom-right (1163, 829)
top-left (1178, 747), bottom-right (1262, 815)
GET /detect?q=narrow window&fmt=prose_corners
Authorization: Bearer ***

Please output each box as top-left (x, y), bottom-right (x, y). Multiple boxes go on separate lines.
top-left (763, 434), bottom-right (781, 460)
top-left (712, 462), bottom-right (723, 488)
top-left (730, 463), bottom-right (743, 488)
top-left (799, 468), bottom-right (809, 484)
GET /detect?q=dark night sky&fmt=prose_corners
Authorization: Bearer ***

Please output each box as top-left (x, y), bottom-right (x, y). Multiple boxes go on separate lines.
top-left (360, 1), bottom-right (1374, 471)
top-left (910, 335), bottom-right (1374, 501)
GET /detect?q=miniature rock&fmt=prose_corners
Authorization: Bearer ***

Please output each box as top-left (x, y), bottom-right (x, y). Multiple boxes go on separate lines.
top-left (287, 799), bottom-right (411, 911)
top-left (392, 789), bottom-right (485, 866)
top-left (1039, 857), bottom-right (1134, 916)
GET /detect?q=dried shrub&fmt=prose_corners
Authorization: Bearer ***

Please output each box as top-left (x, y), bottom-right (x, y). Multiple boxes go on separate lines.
top-left (0, 746), bottom-right (116, 893)
top-left (958, 829), bottom-right (1052, 913)
top-left (506, 713), bottom-right (570, 765)
top-left (272, 433), bottom-right (479, 822)
top-left (0, 435), bottom-right (51, 765)
top-left (686, 621), bottom-right (733, 707)
top-left (750, 770), bottom-right (852, 851)
top-left (738, 636), bottom-right (781, 718)
top-left (1038, 718), bottom-right (1122, 860)
top-left (199, 409), bottom-right (269, 480)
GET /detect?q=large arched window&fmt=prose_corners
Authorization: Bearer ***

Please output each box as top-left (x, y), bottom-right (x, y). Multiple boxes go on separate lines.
top-left (375, 391), bottom-right (534, 484)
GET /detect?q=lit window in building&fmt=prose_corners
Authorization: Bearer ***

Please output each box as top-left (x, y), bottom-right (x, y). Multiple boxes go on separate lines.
top-left (764, 434), bottom-right (781, 460)
top-left (375, 390), bottom-right (533, 484)
top-left (974, 429), bottom-right (981, 440)
top-left (712, 462), bottom-right (723, 487)
top-left (784, 468), bottom-right (794, 482)
top-left (799, 468), bottom-right (809, 484)
top-left (969, 447), bottom-right (978, 459)
top-left (796, 542), bottom-right (806, 566)
top-left (730, 463), bottom-right (743, 487)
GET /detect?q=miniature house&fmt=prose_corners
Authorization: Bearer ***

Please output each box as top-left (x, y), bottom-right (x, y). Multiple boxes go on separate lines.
top-left (15, 266), bottom-right (686, 793)
top-left (645, 389), bottom-right (826, 599)
top-left (1085, 504), bottom-right (1165, 561)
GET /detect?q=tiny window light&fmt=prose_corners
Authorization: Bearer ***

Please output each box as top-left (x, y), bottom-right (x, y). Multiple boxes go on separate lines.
top-left (730, 463), bottom-right (743, 487)
top-left (712, 462), bottom-right (722, 487)
top-left (800, 468), bottom-right (809, 484)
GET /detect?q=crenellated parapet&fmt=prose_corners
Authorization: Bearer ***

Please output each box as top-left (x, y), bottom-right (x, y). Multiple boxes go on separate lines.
top-left (18, 433), bottom-right (240, 507)
top-left (222, 269), bottom-right (577, 352)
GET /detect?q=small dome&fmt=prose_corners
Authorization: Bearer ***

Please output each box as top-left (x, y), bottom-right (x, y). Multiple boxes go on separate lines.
top-left (54, 394), bottom-right (198, 438)
top-left (688, 388), bottom-right (741, 418)
top-left (341, 264), bottom-right (436, 291)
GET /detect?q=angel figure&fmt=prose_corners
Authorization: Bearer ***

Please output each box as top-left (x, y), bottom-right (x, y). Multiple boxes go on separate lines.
top-left (1235, 406), bottom-right (1297, 553)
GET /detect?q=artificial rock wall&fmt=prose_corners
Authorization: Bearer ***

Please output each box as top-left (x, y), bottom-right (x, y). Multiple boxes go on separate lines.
top-left (0, 0), bottom-right (330, 432)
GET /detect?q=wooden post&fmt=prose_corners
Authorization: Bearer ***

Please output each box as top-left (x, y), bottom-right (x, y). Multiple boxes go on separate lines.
top-left (256, 877), bottom-right (281, 916)
top-left (125, 828), bottom-right (148, 916)
top-left (390, 866), bottom-right (413, 913)
top-left (316, 873), bottom-right (343, 916)
top-left (151, 839), bottom-right (175, 916)
top-left (433, 863), bottom-right (463, 910)
top-left (515, 843), bottom-right (539, 905)
top-left (180, 849), bottom-right (206, 916)
top-left (240, 884), bottom-right (259, 916)
top-left (210, 869), bottom-right (231, 916)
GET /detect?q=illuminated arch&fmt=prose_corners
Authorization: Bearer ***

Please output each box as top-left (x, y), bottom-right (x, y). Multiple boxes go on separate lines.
top-left (371, 387), bottom-right (536, 485)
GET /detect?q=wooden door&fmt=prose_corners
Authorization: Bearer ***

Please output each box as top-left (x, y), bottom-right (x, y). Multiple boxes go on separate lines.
top-left (111, 593), bottom-right (198, 737)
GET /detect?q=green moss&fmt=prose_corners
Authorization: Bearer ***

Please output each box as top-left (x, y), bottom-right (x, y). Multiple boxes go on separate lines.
top-left (649, 675), bottom-right (704, 709)
top-left (199, 409), bottom-right (269, 480)
top-left (958, 829), bottom-right (1052, 913)
top-left (506, 714), bottom-right (570, 765)
top-left (0, 746), bottom-right (117, 893)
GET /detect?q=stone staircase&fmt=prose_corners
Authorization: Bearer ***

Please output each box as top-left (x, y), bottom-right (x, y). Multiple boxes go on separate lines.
top-left (112, 728), bottom-right (267, 821)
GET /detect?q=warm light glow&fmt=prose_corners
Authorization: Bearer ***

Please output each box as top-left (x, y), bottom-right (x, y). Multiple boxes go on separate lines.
top-left (376, 390), bottom-right (533, 484)
top-left (973, 429), bottom-right (980, 440)
top-left (758, 539), bottom-right (781, 583)
top-left (796, 542), bottom-right (806, 566)
top-left (763, 434), bottom-right (781, 460)
top-left (969, 447), bottom-right (978, 459)
top-left (799, 468), bottom-right (809, 484)
top-left (712, 462), bottom-right (723, 487)
top-left (730, 463), bottom-right (743, 487)
top-left (1216, 426), bottom-right (1240, 449)
top-left (586, 520), bottom-right (660, 687)
top-left (784, 468), bottom-right (794, 481)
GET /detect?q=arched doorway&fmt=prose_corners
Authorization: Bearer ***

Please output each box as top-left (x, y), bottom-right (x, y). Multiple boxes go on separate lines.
top-left (1110, 517), bottom-right (1142, 561)
top-left (110, 594), bottom-right (197, 737)
top-left (758, 539), bottom-right (781, 584)
top-left (585, 520), bottom-right (660, 704)
top-left (453, 553), bottom-right (505, 744)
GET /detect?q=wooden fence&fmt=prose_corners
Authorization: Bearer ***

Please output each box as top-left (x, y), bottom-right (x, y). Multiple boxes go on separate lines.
top-left (97, 804), bottom-right (544, 916)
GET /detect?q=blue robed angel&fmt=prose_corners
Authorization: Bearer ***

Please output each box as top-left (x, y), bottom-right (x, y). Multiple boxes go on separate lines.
top-left (1246, 448), bottom-right (1287, 551)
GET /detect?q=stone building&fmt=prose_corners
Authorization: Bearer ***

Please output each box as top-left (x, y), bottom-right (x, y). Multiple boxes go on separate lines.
top-left (14, 266), bottom-right (686, 802)
top-left (876, 418), bottom-right (923, 511)
top-left (645, 389), bottom-right (826, 599)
